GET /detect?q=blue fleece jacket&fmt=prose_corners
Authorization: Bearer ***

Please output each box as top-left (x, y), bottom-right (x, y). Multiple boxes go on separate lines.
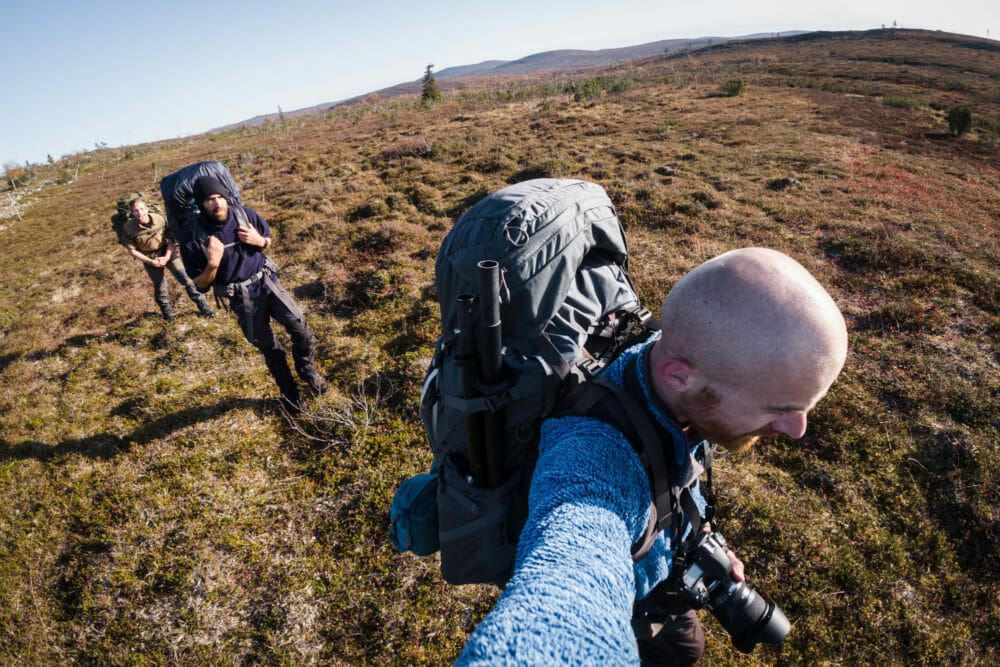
top-left (458, 334), bottom-right (705, 665)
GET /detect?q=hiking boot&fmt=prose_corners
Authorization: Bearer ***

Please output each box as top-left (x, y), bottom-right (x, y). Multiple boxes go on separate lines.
top-left (305, 373), bottom-right (328, 395)
top-left (279, 390), bottom-right (303, 415)
top-left (161, 308), bottom-right (175, 321)
top-left (198, 303), bottom-right (216, 318)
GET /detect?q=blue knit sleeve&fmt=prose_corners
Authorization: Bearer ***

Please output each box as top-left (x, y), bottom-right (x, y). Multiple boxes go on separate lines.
top-left (457, 416), bottom-right (652, 665)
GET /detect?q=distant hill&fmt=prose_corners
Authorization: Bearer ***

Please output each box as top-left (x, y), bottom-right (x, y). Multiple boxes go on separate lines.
top-left (434, 60), bottom-right (509, 79)
top-left (435, 35), bottom-right (799, 78)
top-left (221, 31), bottom-right (805, 129)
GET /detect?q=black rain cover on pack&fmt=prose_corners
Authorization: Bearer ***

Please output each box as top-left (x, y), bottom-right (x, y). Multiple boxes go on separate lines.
top-left (159, 161), bottom-right (243, 243)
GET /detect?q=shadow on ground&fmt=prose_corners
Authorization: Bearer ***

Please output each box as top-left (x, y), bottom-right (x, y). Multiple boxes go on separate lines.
top-left (1, 396), bottom-right (264, 462)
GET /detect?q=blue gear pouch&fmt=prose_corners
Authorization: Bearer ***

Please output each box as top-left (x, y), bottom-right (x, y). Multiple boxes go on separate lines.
top-left (389, 473), bottom-right (441, 556)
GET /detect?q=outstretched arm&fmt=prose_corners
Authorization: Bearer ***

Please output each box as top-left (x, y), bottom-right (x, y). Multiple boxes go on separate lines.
top-left (458, 417), bottom-right (652, 665)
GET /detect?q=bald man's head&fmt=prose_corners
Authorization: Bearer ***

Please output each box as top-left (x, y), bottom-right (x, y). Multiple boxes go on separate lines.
top-left (655, 248), bottom-right (847, 397)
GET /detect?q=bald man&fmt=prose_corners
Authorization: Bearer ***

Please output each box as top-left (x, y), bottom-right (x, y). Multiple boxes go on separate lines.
top-left (458, 248), bottom-right (847, 665)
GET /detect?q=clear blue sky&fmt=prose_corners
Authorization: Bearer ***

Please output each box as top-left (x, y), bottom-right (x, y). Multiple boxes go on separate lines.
top-left (1, 0), bottom-right (996, 167)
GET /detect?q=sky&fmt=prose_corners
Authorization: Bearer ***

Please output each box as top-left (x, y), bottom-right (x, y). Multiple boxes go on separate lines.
top-left (1, 0), bottom-right (997, 167)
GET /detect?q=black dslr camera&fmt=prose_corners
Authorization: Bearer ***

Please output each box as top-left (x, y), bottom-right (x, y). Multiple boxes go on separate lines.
top-left (671, 530), bottom-right (790, 653)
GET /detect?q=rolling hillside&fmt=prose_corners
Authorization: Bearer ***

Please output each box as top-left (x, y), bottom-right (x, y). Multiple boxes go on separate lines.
top-left (222, 31), bottom-right (805, 128)
top-left (1, 28), bottom-right (998, 664)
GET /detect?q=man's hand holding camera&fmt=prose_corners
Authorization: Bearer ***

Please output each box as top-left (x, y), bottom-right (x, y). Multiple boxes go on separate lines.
top-left (671, 530), bottom-right (789, 653)
top-left (725, 542), bottom-right (745, 582)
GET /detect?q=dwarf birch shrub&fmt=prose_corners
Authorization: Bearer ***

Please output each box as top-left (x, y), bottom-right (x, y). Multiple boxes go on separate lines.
top-left (720, 77), bottom-right (746, 97)
top-left (947, 103), bottom-right (973, 136)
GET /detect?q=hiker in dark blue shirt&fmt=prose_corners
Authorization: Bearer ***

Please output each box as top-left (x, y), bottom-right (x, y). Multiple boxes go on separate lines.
top-left (178, 176), bottom-right (326, 412)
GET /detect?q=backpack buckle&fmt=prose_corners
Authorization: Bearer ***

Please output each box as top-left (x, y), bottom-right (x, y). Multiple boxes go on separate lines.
top-left (632, 306), bottom-right (653, 325)
top-left (579, 357), bottom-right (604, 377)
top-left (481, 390), bottom-right (511, 413)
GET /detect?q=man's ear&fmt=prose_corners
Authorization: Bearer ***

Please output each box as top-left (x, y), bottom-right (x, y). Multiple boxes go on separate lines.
top-left (655, 357), bottom-right (697, 393)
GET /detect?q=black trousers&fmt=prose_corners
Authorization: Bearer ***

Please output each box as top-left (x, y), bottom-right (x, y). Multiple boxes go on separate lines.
top-left (229, 276), bottom-right (318, 400)
top-left (633, 591), bottom-right (705, 666)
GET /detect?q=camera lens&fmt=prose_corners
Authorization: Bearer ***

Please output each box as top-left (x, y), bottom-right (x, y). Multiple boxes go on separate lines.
top-left (711, 581), bottom-right (790, 653)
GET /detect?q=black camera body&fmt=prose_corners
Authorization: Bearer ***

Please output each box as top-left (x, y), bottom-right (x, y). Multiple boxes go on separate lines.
top-left (671, 530), bottom-right (790, 653)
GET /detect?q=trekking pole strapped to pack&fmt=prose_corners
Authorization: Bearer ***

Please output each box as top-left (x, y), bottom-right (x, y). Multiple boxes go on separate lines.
top-left (478, 260), bottom-right (506, 488)
top-left (456, 293), bottom-right (489, 487)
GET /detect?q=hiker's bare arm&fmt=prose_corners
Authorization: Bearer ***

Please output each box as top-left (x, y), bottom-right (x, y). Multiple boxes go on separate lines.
top-left (236, 225), bottom-right (268, 249)
top-left (192, 236), bottom-right (224, 290)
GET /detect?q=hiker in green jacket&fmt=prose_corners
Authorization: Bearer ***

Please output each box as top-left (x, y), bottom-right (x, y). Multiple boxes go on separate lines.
top-left (120, 197), bottom-right (215, 321)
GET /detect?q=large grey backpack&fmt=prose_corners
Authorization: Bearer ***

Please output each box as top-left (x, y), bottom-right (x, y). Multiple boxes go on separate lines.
top-left (391, 178), bottom-right (655, 586)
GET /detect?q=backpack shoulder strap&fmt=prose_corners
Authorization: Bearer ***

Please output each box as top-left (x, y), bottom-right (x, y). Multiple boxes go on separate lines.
top-left (233, 205), bottom-right (250, 230)
top-left (559, 349), bottom-right (710, 562)
top-left (561, 376), bottom-right (670, 562)
top-left (190, 214), bottom-right (212, 249)
top-left (618, 351), bottom-right (709, 531)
